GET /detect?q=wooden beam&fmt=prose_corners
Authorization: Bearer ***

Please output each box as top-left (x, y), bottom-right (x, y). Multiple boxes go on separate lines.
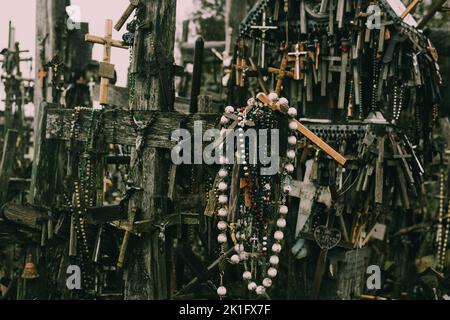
top-left (2, 203), bottom-right (45, 230)
top-left (0, 129), bottom-right (18, 204)
top-left (45, 108), bottom-right (218, 148)
top-left (124, 0), bottom-right (177, 300)
top-left (92, 84), bottom-right (129, 107)
top-left (29, 103), bottom-right (59, 206)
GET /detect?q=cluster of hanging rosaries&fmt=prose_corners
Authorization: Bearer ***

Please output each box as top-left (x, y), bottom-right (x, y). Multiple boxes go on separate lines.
top-left (210, 0), bottom-right (445, 299)
top-left (215, 94), bottom-right (298, 297)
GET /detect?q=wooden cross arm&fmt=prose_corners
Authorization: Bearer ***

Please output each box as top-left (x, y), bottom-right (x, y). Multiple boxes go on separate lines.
top-left (401, 0), bottom-right (422, 19)
top-left (267, 67), bottom-right (294, 79)
top-left (257, 93), bottom-right (347, 166)
top-left (84, 34), bottom-right (128, 49)
top-left (115, 0), bottom-right (140, 31)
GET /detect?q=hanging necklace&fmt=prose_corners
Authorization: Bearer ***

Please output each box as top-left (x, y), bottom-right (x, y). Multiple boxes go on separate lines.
top-left (215, 93), bottom-right (298, 298)
top-left (437, 168), bottom-right (450, 271)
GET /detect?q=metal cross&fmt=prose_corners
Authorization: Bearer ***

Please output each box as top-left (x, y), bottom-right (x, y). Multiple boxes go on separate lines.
top-left (250, 10), bottom-right (277, 69)
top-left (288, 43), bottom-right (308, 80)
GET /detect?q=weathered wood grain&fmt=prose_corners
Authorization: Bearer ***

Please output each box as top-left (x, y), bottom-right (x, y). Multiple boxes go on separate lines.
top-left (2, 203), bottom-right (45, 230)
top-left (124, 0), bottom-right (177, 300)
top-left (0, 129), bottom-right (18, 204)
top-left (45, 108), bottom-right (219, 148)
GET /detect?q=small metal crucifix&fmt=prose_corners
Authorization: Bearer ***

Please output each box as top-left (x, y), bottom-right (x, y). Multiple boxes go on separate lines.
top-left (250, 9), bottom-right (278, 69)
top-left (288, 43), bottom-right (308, 81)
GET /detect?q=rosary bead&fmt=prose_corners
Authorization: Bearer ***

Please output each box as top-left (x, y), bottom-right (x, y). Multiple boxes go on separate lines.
top-left (289, 121), bottom-right (297, 131)
top-left (218, 168), bottom-right (228, 178)
top-left (217, 221), bottom-right (228, 231)
top-left (271, 243), bottom-right (282, 254)
top-left (263, 278), bottom-right (272, 288)
top-left (269, 255), bottom-right (280, 266)
top-left (279, 205), bottom-right (288, 215)
top-left (267, 267), bottom-right (278, 278)
top-left (268, 92), bottom-right (279, 101)
top-left (217, 233), bottom-right (227, 243)
top-left (256, 285), bottom-right (266, 295)
top-left (218, 182), bottom-right (228, 191)
top-left (287, 150), bottom-right (296, 159)
top-left (274, 231), bottom-right (284, 241)
top-left (279, 97), bottom-right (289, 107)
top-left (243, 271), bottom-right (252, 280)
top-left (218, 208), bottom-right (228, 218)
top-left (218, 195), bottom-right (228, 204)
top-left (285, 163), bottom-right (294, 173)
top-left (277, 218), bottom-right (286, 228)
top-left (287, 107), bottom-right (297, 117)
top-left (248, 282), bottom-right (257, 291)
top-left (288, 135), bottom-right (297, 145)
top-left (217, 286), bottom-right (227, 297)
top-left (225, 106), bottom-right (235, 113)
top-left (230, 254), bottom-right (240, 264)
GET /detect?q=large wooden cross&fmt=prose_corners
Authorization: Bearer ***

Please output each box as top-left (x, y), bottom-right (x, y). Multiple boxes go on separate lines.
top-left (267, 44), bottom-right (294, 95)
top-left (85, 19), bottom-right (128, 105)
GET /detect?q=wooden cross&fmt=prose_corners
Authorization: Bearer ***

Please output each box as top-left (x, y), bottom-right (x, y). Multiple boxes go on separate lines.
top-left (235, 38), bottom-right (248, 88)
top-left (267, 44), bottom-right (294, 95)
top-left (85, 19), bottom-right (128, 106)
top-left (288, 43), bottom-right (307, 80)
top-left (257, 92), bottom-right (347, 166)
top-left (37, 67), bottom-right (47, 88)
top-left (117, 207), bottom-right (138, 268)
top-left (250, 9), bottom-right (277, 68)
top-left (114, 0), bottom-right (140, 31)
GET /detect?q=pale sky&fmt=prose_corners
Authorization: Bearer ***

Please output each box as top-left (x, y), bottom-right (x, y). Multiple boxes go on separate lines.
top-left (0, 0), bottom-right (196, 111)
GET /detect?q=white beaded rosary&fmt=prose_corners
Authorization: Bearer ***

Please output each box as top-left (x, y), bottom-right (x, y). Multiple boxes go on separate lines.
top-left (215, 93), bottom-right (298, 298)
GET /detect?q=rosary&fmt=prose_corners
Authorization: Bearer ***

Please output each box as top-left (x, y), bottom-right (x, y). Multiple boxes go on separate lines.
top-left (215, 93), bottom-right (300, 298)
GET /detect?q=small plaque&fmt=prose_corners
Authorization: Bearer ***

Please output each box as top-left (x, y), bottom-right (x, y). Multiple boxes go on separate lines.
top-left (99, 62), bottom-right (115, 80)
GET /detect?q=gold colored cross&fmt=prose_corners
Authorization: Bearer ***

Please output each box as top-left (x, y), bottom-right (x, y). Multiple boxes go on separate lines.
top-left (85, 19), bottom-right (128, 105)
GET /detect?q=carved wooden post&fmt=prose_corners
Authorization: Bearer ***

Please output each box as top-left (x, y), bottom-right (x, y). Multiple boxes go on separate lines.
top-left (124, 0), bottom-right (177, 300)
